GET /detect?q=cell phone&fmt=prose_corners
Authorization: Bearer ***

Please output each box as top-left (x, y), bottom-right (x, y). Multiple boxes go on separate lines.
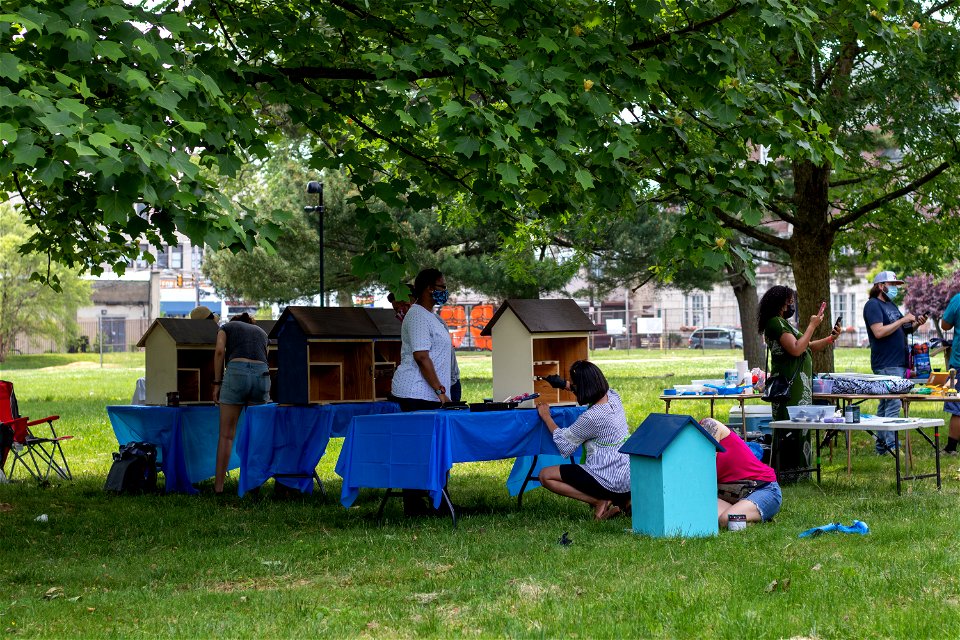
top-left (834, 315), bottom-right (843, 330)
top-left (818, 301), bottom-right (826, 315)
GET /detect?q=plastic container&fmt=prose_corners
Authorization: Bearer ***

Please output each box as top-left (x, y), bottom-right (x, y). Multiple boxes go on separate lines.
top-left (727, 514), bottom-right (747, 531)
top-left (786, 405), bottom-right (835, 422)
top-left (674, 384), bottom-right (707, 393)
top-left (728, 406), bottom-right (773, 435)
top-left (812, 378), bottom-right (835, 394)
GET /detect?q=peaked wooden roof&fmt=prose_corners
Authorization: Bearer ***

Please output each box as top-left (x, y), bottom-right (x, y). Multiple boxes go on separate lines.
top-left (480, 299), bottom-right (598, 336)
top-left (136, 318), bottom-right (219, 347)
top-left (269, 306), bottom-right (402, 339)
top-left (619, 413), bottom-right (724, 458)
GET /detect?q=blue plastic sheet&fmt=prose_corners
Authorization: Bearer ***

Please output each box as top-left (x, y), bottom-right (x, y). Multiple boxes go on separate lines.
top-left (336, 406), bottom-right (586, 508)
top-left (107, 405), bottom-right (236, 495)
top-left (235, 402), bottom-right (400, 496)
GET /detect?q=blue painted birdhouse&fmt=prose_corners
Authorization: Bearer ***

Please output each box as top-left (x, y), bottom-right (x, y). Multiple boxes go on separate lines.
top-left (619, 413), bottom-right (724, 538)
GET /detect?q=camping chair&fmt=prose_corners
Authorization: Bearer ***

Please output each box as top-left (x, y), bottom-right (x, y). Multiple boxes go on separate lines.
top-left (0, 380), bottom-right (73, 482)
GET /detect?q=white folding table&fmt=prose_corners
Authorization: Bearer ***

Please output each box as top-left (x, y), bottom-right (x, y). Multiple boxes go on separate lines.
top-left (768, 417), bottom-right (943, 495)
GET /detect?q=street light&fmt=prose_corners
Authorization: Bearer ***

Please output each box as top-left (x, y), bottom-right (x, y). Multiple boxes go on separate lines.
top-left (304, 181), bottom-right (325, 307)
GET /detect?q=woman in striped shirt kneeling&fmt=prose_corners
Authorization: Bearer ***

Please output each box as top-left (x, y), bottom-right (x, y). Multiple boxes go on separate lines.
top-left (536, 361), bottom-right (631, 521)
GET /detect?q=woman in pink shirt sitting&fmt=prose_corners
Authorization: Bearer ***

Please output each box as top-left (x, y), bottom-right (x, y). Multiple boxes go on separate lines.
top-left (700, 417), bottom-right (782, 528)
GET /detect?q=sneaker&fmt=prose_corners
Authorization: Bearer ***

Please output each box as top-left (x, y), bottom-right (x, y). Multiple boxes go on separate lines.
top-left (941, 449), bottom-right (959, 457)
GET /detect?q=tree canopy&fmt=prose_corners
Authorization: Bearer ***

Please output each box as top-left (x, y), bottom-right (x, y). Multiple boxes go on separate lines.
top-left (3, 0), bottom-right (830, 287)
top-left (5, 0), bottom-right (960, 352)
top-left (0, 204), bottom-right (90, 362)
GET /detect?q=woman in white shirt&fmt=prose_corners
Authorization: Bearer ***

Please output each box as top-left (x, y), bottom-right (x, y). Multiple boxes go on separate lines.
top-left (390, 268), bottom-right (453, 411)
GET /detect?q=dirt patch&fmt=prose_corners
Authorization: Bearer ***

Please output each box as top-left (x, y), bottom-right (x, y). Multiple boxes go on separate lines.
top-left (210, 576), bottom-right (313, 593)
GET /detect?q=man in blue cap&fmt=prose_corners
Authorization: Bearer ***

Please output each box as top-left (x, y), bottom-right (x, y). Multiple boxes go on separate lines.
top-left (863, 271), bottom-right (926, 454)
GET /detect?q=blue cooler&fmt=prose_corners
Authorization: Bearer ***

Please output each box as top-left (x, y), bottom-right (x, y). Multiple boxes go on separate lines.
top-left (727, 405), bottom-right (773, 435)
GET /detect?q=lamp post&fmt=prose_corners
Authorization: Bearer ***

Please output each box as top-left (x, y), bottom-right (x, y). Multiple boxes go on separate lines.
top-left (304, 181), bottom-right (325, 307)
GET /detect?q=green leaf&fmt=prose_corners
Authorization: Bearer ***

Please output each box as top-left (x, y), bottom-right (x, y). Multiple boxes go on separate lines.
top-left (160, 13), bottom-right (190, 34)
top-left (10, 142), bottom-right (43, 167)
top-left (440, 101), bottom-right (465, 117)
top-left (453, 137), bottom-right (480, 158)
top-left (179, 120), bottom-right (206, 134)
top-left (539, 92), bottom-right (568, 107)
top-left (608, 141), bottom-right (630, 160)
top-left (56, 98), bottom-right (88, 117)
top-left (87, 132), bottom-right (115, 148)
top-left (0, 53), bottom-right (20, 82)
top-left (537, 35), bottom-right (559, 53)
top-left (541, 149), bottom-right (566, 174)
top-left (97, 192), bottom-right (128, 224)
top-left (543, 67), bottom-right (571, 83)
top-left (574, 168), bottom-right (594, 190)
top-left (35, 158), bottom-right (65, 185)
top-left (497, 162), bottom-right (521, 185)
top-left (38, 111), bottom-right (78, 136)
top-left (383, 78), bottom-right (410, 92)
top-left (120, 66), bottom-right (151, 91)
top-left (0, 122), bottom-right (18, 144)
top-left (639, 59), bottom-right (662, 84)
top-left (475, 35), bottom-right (502, 48)
top-left (104, 121), bottom-right (141, 141)
top-left (0, 12), bottom-right (41, 32)
top-left (67, 141), bottom-right (98, 157)
top-left (518, 153), bottom-right (536, 173)
top-left (94, 40), bottom-right (126, 62)
top-left (517, 109), bottom-right (540, 129)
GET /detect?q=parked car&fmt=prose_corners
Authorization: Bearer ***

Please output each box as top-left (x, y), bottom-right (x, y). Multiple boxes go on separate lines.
top-left (688, 327), bottom-right (743, 349)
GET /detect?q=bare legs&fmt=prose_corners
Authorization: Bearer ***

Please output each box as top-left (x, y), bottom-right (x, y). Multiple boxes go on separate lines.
top-left (717, 498), bottom-right (762, 529)
top-left (215, 403), bottom-right (243, 493)
top-left (538, 465), bottom-right (621, 520)
top-left (950, 415), bottom-right (960, 441)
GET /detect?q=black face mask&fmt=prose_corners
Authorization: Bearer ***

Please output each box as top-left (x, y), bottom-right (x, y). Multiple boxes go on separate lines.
top-left (784, 304), bottom-right (796, 319)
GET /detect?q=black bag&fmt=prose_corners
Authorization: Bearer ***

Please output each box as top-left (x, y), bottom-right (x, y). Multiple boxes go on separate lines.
top-left (104, 441), bottom-right (158, 494)
top-left (761, 348), bottom-right (800, 403)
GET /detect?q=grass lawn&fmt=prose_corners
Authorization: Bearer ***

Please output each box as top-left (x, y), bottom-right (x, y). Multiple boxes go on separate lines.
top-left (1, 349), bottom-right (959, 638)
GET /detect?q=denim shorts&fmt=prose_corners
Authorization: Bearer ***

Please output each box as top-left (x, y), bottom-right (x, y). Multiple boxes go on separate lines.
top-left (220, 360), bottom-right (270, 405)
top-left (744, 481), bottom-right (782, 521)
top-left (945, 401), bottom-right (960, 416)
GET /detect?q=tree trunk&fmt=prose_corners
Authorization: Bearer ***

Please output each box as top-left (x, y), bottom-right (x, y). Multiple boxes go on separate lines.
top-left (727, 258), bottom-right (763, 368)
top-left (790, 159), bottom-right (836, 373)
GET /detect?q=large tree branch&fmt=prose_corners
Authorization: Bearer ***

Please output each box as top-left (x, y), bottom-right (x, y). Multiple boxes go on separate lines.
top-left (830, 160), bottom-right (953, 230)
top-left (629, 2), bottom-right (743, 50)
top-left (710, 206), bottom-right (793, 252)
top-left (925, 1), bottom-right (959, 17)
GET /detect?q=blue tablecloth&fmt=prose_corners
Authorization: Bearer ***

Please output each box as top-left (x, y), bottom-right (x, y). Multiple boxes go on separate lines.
top-left (107, 405), bottom-right (238, 495)
top-left (235, 402), bottom-right (400, 496)
top-left (336, 406), bottom-right (586, 508)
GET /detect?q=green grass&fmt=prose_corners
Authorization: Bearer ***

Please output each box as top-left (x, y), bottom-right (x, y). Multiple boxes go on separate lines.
top-left (2, 350), bottom-right (959, 638)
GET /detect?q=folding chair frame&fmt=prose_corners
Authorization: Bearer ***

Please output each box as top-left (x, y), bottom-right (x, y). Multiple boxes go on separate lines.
top-left (6, 415), bottom-right (73, 483)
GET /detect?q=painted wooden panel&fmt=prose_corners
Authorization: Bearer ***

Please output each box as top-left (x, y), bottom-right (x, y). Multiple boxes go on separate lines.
top-left (144, 329), bottom-right (177, 405)
top-left (629, 426), bottom-right (719, 538)
top-left (491, 309), bottom-right (534, 403)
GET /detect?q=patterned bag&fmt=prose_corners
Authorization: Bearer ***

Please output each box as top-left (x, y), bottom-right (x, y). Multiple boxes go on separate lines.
top-left (822, 374), bottom-right (914, 395)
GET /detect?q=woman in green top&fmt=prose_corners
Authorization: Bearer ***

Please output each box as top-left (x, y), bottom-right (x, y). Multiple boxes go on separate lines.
top-left (758, 286), bottom-right (840, 478)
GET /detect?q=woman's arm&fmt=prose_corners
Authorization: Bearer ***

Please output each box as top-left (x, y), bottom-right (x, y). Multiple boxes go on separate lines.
top-left (778, 313), bottom-right (823, 357)
top-left (413, 350), bottom-right (450, 403)
top-left (213, 330), bottom-right (226, 404)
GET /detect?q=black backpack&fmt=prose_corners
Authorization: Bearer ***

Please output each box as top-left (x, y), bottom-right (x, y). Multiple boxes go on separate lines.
top-left (104, 441), bottom-right (158, 494)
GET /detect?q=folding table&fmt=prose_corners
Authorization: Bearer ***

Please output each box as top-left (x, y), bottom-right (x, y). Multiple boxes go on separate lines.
top-left (335, 406), bottom-right (586, 525)
top-left (768, 416), bottom-right (943, 495)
